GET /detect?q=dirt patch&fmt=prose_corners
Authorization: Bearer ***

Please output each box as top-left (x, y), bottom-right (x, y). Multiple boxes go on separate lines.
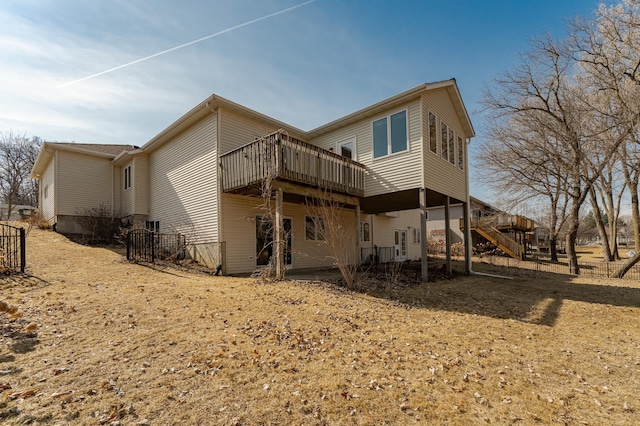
top-left (1, 228), bottom-right (639, 424)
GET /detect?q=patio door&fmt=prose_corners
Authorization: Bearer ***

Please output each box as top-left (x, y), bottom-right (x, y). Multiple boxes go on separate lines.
top-left (394, 229), bottom-right (407, 261)
top-left (256, 216), bottom-right (292, 266)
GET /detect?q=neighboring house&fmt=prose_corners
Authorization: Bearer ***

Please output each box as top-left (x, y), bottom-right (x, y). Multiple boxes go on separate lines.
top-left (0, 204), bottom-right (37, 220)
top-left (31, 79), bottom-right (475, 279)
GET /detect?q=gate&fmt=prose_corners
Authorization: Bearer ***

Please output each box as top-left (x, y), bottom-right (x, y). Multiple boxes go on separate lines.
top-left (126, 229), bottom-right (186, 263)
top-left (0, 223), bottom-right (26, 273)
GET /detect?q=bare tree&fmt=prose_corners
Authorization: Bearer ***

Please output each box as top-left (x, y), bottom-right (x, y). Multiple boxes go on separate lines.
top-left (482, 35), bottom-right (614, 272)
top-left (478, 112), bottom-right (570, 261)
top-left (0, 131), bottom-right (42, 219)
top-left (570, 0), bottom-right (640, 276)
top-left (305, 194), bottom-right (360, 289)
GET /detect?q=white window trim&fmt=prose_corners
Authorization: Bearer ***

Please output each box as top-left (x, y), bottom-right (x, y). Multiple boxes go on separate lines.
top-left (305, 216), bottom-right (325, 241)
top-left (428, 110), bottom-right (438, 156)
top-left (372, 109), bottom-right (409, 160)
top-left (337, 136), bottom-right (357, 161)
top-left (361, 222), bottom-right (371, 242)
top-left (124, 165), bottom-right (132, 190)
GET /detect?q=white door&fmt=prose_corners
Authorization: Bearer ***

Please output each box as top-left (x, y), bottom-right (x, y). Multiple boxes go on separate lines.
top-left (394, 230), bottom-right (407, 261)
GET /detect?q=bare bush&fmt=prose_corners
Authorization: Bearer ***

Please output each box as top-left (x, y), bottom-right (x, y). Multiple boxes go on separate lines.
top-left (75, 203), bottom-right (120, 245)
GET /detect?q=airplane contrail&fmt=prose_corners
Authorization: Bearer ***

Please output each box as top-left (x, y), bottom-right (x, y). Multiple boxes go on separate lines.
top-left (57, 0), bottom-right (317, 88)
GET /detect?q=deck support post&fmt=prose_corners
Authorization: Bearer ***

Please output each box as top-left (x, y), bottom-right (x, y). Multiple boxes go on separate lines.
top-left (463, 201), bottom-right (471, 274)
top-left (445, 196), bottom-right (452, 275)
top-left (355, 203), bottom-right (361, 266)
top-left (275, 188), bottom-right (284, 280)
top-left (420, 188), bottom-right (428, 282)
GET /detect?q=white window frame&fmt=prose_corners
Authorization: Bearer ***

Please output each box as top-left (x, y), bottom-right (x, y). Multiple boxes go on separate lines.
top-left (412, 227), bottom-right (421, 244)
top-left (428, 111), bottom-right (438, 155)
top-left (361, 222), bottom-right (371, 242)
top-left (372, 109), bottom-right (409, 159)
top-left (337, 136), bottom-right (357, 161)
top-left (124, 165), bottom-right (132, 190)
top-left (458, 136), bottom-right (464, 170)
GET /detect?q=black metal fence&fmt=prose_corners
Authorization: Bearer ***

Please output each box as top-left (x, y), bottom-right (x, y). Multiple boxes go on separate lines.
top-left (126, 229), bottom-right (186, 264)
top-left (361, 246), bottom-right (396, 264)
top-left (0, 223), bottom-right (25, 273)
top-left (476, 255), bottom-right (640, 280)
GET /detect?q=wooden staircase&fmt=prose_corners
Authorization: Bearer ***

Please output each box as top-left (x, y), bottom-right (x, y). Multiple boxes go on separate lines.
top-left (472, 224), bottom-right (524, 260)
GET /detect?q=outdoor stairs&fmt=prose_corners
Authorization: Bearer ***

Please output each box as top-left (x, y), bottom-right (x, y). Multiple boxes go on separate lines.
top-left (472, 224), bottom-right (525, 260)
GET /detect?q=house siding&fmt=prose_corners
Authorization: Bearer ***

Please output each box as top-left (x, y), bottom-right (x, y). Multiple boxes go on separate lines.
top-left (40, 157), bottom-right (55, 222)
top-left (221, 193), bottom-right (355, 274)
top-left (134, 155), bottom-right (150, 217)
top-left (148, 113), bottom-right (218, 244)
top-left (219, 108), bottom-right (278, 155)
top-left (422, 89), bottom-right (467, 202)
top-left (121, 161), bottom-right (134, 217)
top-left (310, 99), bottom-right (423, 197)
top-left (56, 150), bottom-right (113, 216)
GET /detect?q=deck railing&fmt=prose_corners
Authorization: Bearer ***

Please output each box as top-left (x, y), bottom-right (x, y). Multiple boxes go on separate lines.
top-left (220, 131), bottom-right (365, 197)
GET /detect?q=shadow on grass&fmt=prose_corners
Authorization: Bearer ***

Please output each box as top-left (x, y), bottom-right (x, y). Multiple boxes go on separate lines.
top-left (0, 273), bottom-right (51, 291)
top-left (362, 260), bottom-right (640, 327)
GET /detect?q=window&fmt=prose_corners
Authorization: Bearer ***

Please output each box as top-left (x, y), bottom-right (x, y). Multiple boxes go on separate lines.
top-left (146, 220), bottom-right (159, 232)
top-left (124, 165), bottom-right (132, 190)
top-left (441, 122), bottom-right (448, 161)
top-left (448, 128), bottom-right (455, 165)
top-left (373, 110), bottom-right (407, 158)
top-left (305, 216), bottom-right (325, 241)
top-left (429, 112), bottom-right (437, 154)
top-left (338, 136), bottom-right (356, 160)
top-left (458, 136), bottom-right (464, 169)
top-left (412, 227), bottom-right (421, 244)
top-left (44, 185), bottom-right (48, 199)
top-left (361, 222), bottom-right (370, 242)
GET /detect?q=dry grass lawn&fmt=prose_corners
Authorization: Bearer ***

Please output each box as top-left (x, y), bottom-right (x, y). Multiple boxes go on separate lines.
top-left (1, 228), bottom-right (640, 425)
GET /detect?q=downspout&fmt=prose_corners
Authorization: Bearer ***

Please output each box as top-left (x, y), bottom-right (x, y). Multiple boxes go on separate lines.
top-left (207, 101), bottom-right (224, 273)
top-left (464, 137), bottom-right (511, 280)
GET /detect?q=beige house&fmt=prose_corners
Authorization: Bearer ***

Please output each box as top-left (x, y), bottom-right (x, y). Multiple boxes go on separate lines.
top-left (31, 79), bottom-right (475, 279)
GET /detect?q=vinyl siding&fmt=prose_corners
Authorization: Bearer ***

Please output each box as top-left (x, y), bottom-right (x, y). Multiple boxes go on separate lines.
top-left (310, 99), bottom-right (423, 197)
top-left (40, 157), bottom-right (55, 221)
top-left (422, 89), bottom-right (468, 202)
top-left (149, 113), bottom-right (218, 244)
top-left (221, 193), bottom-right (355, 274)
top-left (56, 150), bottom-right (113, 216)
top-left (121, 162), bottom-right (134, 217)
top-left (426, 205), bottom-right (465, 243)
top-left (133, 155), bottom-right (149, 216)
top-left (219, 107), bottom-right (307, 155)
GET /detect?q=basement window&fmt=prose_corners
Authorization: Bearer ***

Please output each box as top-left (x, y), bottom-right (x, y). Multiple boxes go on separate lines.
top-left (305, 216), bottom-right (325, 241)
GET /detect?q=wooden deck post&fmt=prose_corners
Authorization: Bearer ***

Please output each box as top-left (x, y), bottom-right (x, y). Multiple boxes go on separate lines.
top-left (275, 188), bottom-right (284, 280)
top-left (444, 196), bottom-right (452, 275)
top-left (355, 203), bottom-right (361, 265)
top-left (420, 188), bottom-right (428, 282)
top-left (463, 201), bottom-right (471, 274)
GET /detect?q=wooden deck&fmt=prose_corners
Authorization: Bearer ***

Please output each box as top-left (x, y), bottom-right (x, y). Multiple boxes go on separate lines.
top-left (220, 131), bottom-right (365, 197)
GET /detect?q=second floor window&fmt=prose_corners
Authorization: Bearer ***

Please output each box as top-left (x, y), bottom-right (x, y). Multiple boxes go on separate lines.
top-left (373, 110), bottom-right (407, 159)
top-left (124, 165), bottom-right (132, 190)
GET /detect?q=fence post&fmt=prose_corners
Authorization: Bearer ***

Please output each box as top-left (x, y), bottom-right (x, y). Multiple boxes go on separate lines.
top-left (20, 227), bottom-right (25, 273)
top-left (151, 231), bottom-right (156, 263)
top-left (126, 231), bottom-right (131, 260)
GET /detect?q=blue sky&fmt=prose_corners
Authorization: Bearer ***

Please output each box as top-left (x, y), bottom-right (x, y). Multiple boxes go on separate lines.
top-left (1, 0), bottom-right (600, 203)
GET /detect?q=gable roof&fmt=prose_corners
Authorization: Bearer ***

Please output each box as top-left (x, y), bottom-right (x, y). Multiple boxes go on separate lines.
top-left (143, 79), bottom-right (475, 152)
top-left (142, 94), bottom-right (307, 153)
top-left (307, 79), bottom-right (475, 139)
top-left (31, 142), bottom-right (136, 178)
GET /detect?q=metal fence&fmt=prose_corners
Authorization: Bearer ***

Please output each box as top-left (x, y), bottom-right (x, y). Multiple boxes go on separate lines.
top-left (476, 255), bottom-right (640, 280)
top-left (361, 246), bottom-right (396, 264)
top-left (126, 229), bottom-right (186, 264)
top-left (0, 223), bottom-right (25, 273)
